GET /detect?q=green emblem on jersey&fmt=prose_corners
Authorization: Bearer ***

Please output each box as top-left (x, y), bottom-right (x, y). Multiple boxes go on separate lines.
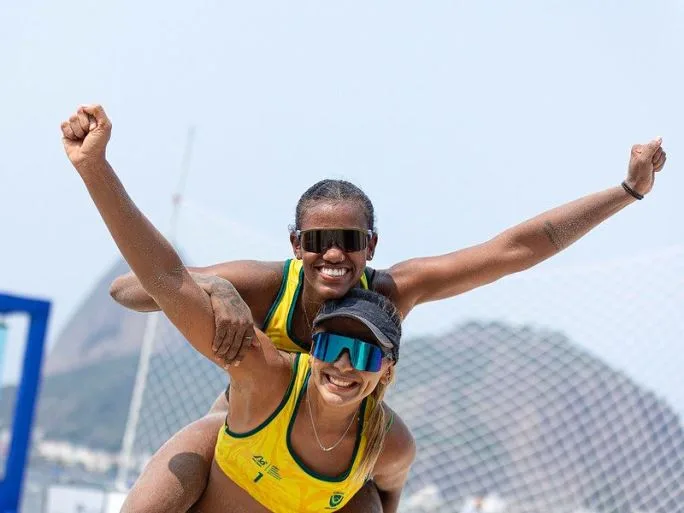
top-left (329, 493), bottom-right (345, 508)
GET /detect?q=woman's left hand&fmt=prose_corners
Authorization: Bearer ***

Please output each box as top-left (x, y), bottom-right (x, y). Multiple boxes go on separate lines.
top-left (624, 137), bottom-right (667, 197)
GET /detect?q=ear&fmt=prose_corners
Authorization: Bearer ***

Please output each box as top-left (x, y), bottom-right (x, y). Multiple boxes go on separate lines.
top-left (290, 231), bottom-right (303, 260)
top-left (366, 231), bottom-right (378, 261)
top-left (380, 366), bottom-right (393, 386)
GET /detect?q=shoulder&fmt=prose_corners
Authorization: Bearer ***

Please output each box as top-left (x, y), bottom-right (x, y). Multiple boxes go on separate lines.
top-left (368, 268), bottom-right (414, 317)
top-left (368, 268), bottom-right (395, 297)
top-left (375, 404), bottom-right (416, 473)
top-left (202, 259), bottom-right (286, 285)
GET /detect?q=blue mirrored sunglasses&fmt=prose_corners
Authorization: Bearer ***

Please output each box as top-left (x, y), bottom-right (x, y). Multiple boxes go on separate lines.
top-left (312, 332), bottom-right (392, 372)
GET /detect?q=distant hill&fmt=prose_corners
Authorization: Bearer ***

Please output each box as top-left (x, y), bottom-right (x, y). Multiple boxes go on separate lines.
top-left (43, 259), bottom-right (187, 377)
top-left (43, 260), bottom-right (148, 376)
top-left (1, 353), bottom-right (139, 450)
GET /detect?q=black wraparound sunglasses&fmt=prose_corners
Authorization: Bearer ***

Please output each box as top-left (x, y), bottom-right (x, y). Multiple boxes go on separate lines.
top-left (296, 229), bottom-right (373, 253)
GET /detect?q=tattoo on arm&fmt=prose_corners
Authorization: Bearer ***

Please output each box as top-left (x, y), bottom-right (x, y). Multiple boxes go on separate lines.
top-left (190, 273), bottom-right (247, 309)
top-left (227, 290), bottom-right (245, 308)
top-left (543, 221), bottom-right (563, 250)
top-left (213, 283), bottom-right (243, 308)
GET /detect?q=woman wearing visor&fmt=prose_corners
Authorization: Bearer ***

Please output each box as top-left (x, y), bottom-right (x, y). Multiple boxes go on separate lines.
top-left (61, 105), bottom-right (414, 512)
top-left (201, 290), bottom-right (412, 513)
top-left (75, 103), bottom-right (668, 512)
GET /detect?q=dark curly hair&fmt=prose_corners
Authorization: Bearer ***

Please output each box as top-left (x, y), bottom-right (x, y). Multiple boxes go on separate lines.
top-left (292, 179), bottom-right (376, 232)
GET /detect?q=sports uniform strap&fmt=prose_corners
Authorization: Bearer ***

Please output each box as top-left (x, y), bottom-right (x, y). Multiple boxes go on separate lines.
top-left (363, 266), bottom-right (376, 289)
top-left (261, 259), bottom-right (291, 330)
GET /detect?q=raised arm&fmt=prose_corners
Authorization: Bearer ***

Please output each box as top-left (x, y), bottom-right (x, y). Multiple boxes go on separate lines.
top-left (60, 104), bottom-right (274, 379)
top-left (382, 138), bottom-right (668, 316)
top-left (61, 105), bottom-right (223, 361)
top-left (372, 411), bottom-right (416, 512)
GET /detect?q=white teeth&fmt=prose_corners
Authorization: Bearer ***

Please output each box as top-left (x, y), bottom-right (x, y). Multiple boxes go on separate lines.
top-left (328, 375), bottom-right (355, 388)
top-left (320, 267), bottom-right (348, 277)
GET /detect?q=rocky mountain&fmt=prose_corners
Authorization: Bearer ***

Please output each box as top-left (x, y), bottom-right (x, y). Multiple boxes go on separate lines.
top-left (392, 323), bottom-right (684, 512)
top-left (43, 260), bottom-right (149, 376)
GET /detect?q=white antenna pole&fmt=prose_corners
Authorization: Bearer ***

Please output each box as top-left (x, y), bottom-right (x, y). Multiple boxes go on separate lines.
top-left (115, 127), bottom-right (196, 491)
top-left (170, 126), bottom-right (196, 245)
top-left (114, 310), bottom-right (159, 491)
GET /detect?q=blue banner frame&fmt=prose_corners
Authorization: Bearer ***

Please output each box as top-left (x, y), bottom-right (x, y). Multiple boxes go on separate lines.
top-left (0, 324), bottom-right (6, 409)
top-left (0, 293), bottom-right (50, 513)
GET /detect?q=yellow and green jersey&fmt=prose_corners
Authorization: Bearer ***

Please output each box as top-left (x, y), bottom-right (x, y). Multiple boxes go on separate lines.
top-left (261, 259), bottom-right (372, 352)
top-left (215, 354), bottom-right (371, 512)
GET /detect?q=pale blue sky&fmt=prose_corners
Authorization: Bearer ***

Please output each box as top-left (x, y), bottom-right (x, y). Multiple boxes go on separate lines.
top-left (1, 1), bottom-right (682, 412)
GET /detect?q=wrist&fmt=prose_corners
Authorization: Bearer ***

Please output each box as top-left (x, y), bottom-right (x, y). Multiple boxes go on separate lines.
top-left (77, 158), bottom-right (111, 180)
top-left (622, 177), bottom-right (649, 197)
top-left (621, 180), bottom-right (644, 201)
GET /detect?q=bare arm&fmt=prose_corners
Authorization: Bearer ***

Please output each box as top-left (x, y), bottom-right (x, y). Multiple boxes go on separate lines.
top-left (110, 260), bottom-right (283, 319)
top-left (77, 165), bottom-right (217, 361)
top-left (372, 411), bottom-right (416, 512)
top-left (111, 262), bottom-right (283, 365)
top-left (61, 104), bottom-right (278, 383)
top-left (382, 139), bottom-right (667, 316)
top-left (110, 270), bottom-right (229, 312)
top-left (109, 270), bottom-right (160, 312)
top-left (62, 107), bottom-right (216, 364)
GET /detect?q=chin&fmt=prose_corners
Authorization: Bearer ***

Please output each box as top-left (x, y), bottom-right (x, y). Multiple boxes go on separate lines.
top-left (314, 282), bottom-right (353, 300)
top-left (319, 389), bottom-right (352, 407)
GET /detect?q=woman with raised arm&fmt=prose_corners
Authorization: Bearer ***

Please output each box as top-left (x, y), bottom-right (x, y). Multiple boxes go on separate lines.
top-left (61, 105), bottom-right (415, 512)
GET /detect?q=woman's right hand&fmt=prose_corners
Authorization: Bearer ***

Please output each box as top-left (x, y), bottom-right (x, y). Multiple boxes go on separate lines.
top-left (61, 104), bottom-right (111, 173)
top-left (192, 274), bottom-right (258, 367)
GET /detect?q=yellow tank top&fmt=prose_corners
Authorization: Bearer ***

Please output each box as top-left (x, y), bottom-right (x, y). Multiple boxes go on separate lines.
top-left (214, 354), bottom-right (371, 512)
top-left (262, 259), bottom-right (372, 353)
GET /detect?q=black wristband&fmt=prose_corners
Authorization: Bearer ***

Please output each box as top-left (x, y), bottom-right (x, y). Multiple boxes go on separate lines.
top-left (621, 181), bottom-right (644, 200)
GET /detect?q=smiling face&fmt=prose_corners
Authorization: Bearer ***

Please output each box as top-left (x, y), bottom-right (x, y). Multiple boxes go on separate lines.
top-left (310, 316), bottom-right (393, 408)
top-left (290, 200), bottom-right (378, 301)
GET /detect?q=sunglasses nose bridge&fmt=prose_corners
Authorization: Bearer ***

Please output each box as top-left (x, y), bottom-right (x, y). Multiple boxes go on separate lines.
top-left (321, 244), bottom-right (345, 261)
top-left (320, 231), bottom-right (346, 253)
top-left (332, 349), bottom-right (354, 370)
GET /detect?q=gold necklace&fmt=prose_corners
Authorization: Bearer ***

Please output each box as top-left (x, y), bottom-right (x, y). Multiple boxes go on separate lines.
top-left (306, 384), bottom-right (358, 452)
top-left (302, 303), bottom-right (313, 333)
top-left (301, 293), bottom-right (318, 344)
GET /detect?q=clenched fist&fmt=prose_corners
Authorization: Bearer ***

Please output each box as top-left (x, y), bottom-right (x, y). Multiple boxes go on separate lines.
top-left (625, 137), bottom-right (667, 197)
top-left (61, 105), bottom-right (112, 172)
